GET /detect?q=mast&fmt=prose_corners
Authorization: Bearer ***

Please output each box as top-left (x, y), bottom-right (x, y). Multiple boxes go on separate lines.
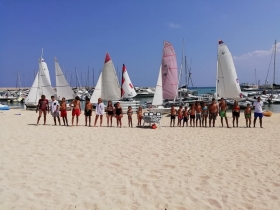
top-left (92, 68), bottom-right (94, 87)
top-left (273, 40), bottom-right (276, 86)
top-left (87, 66), bottom-right (89, 88)
top-left (176, 38), bottom-right (185, 103)
top-left (255, 68), bottom-right (257, 86)
top-left (121, 65), bottom-right (124, 98)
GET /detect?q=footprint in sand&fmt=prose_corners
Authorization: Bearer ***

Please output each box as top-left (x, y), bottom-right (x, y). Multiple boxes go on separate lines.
top-left (208, 198), bottom-right (222, 209)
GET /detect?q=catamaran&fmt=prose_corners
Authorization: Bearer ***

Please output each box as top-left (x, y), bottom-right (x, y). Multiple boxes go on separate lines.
top-left (25, 58), bottom-right (55, 108)
top-left (90, 53), bottom-right (139, 111)
top-left (150, 40), bottom-right (178, 113)
top-left (113, 64), bottom-right (140, 112)
top-left (216, 40), bottom-right (253, 108)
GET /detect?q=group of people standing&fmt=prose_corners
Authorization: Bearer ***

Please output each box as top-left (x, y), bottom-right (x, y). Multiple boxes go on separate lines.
top-left (36, 95), bottom-right (144, 127)
top-left (170, 97), bottom-right (264, 128)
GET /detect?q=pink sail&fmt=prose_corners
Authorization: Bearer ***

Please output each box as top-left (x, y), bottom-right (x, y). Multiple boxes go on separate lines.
top-left (161, 41), bottom-right (178, 100)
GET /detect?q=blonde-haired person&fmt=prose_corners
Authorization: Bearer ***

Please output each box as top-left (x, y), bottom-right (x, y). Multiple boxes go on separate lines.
top-left (94, 98), bottom-right (105, 127)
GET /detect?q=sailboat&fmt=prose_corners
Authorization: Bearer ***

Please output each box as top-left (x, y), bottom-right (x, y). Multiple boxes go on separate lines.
top-left (150, 41), bottom-right (178, 113)
top-left (90, 52), bottom-right (121, 104)
top-left (90, 53), bottom-right (139, 111)
top-left (113, 64), bottom-right (140, 111)
top-left (216, 40), bottom-right (242, 99)
top-left (54, 57), bottom-right (75, 100)
top-left (25, 58), bottom-right (55, 108)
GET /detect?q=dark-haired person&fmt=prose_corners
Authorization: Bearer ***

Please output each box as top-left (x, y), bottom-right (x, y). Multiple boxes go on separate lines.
top-left (253, 97), bottom-right (264, 128)
top-left (36, 95), bottom-right (49, 125)
top-left (114, 102), bottom-right (123, 128)
top-left (244, 103), bottom-right (252, 128)
top-left (232, 100), bottom-right (240, 127)
top-left (60, 97), bottom-right (68, 126)
top-left (219, 98), bottom-right (230, 128)
top-left (106, 101), bottom-right (114, 127)
top-left (208, 98), bottom-right (218, 127)
top-left (50, 96), bottom-right (61, 126)
top-left (70, 96), bottom-right (81, 126)
top-left (84, 97), bottom-right (93, 126)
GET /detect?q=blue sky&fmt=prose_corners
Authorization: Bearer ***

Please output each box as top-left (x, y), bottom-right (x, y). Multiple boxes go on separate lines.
top-left (1, 0), bottom-right (280, 88)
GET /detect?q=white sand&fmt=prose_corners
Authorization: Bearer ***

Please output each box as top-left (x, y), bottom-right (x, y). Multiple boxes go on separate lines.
top-left (0, 109), bottom-right (280, 209)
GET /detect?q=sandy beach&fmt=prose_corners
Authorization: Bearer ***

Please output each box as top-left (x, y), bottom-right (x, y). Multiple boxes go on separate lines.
top-left (0, 109), bottom-right (279, 209)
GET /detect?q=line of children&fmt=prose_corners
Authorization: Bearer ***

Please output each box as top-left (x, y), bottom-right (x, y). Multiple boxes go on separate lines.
top-left (169, 98), bottom-right (259, 128)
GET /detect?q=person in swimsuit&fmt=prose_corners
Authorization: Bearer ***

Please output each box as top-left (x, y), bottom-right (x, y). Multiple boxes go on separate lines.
top-left (177, 106), bottom-right (183, 127)
top-left (232, 100), bottom-right (240, 127)
top-left (244, 103), bottom-right (252, 128)
top-left (188, 104), bottom-right (196, 127)
top-left (182, 106), bottom-right (189, 127)
top-left (70, 96), bottom-right (81, 126)
top-left (137, 106), bottom-right (143, 126)
top-left (84, 97), bottom-right (93, 126)
top-left (202, 102), bottom-right (208, 127)
top-left (36, 95), bottom-right (49, 125)
top-left (94, 98), bottom-right (105, 127)
top-left (106, 101), bottom-right (114, 127)
top-left (195, 102), bottom-right (202, 127)
top-left (208, 98), bottom-right (218, 127)
top-left (60, 97), bottom-right (68, 126)
top-left (114, 102), bottom-right (123, 128)
top-left (127, 106), bottom-right (133, 127)
top-left (170, 105), bottom-right (177, 127)
top-left (50, 95), bottom-right (61, 126)
top-left (219, 98), bottom-right (230, 128)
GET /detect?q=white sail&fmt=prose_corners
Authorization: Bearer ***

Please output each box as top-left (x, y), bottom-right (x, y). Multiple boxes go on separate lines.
top-left (90, 72), bottom-right (102, 104)
top-left (40, 58), bottom-right (52, 86)
top-left (152, 65), bottom-right (163, 106)
top-left (25, 72), bottom-right (41, 105)
top-left (121, 64), bottom-right (137, 98)
top-left (55, 57), bottom-right (74, 100)
top-left (101, 53), bottom-right (121, 101)
top-left (39, 59), bottom-right (55, 100)
top-left (216, 40), bottom-right (242, 99)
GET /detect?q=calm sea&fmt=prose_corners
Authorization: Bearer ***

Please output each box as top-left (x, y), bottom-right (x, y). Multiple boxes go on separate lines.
top-left (3, 87), bottom-right (280, 113)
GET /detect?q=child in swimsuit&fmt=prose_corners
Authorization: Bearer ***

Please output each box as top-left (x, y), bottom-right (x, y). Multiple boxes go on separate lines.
top-left (202, 102), bottom-right (208, 127)
top-left (114, 102), bottom-right (123, 128)
top-left (84, 97), bottom-right (93, 126)
top-left (195, 102), bottom-right (202, 127)
top-left (188, 104), bottom-right (196, 127)
top-left (244, 103), bottom-right (252, 128)
top-left (106, 101), bottom-right (114, 127)
top-left (127, 106), bottom-right (133, 127)
top-left (232, 100), bottom-right (240, 127)
top-left (182, 106), bottom-right (189, 127)
top-left (36, 94), bottom-right (49, 125)
top-left (137, 106), bottom-right (143, 126)
top-left (170, 105), bottom-right (177, 127)
top-left (177, 106), bottom-right (183, 127)
top-left (60, 97), bottom-right (68, 126)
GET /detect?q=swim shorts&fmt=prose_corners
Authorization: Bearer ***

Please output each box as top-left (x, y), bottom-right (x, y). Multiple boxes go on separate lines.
top-left (232, 111), bottom-right (240, 117)
top-left (254, 112), bottom-right (263, 118)
top-left (209, 112), bottom-right (217, 120)
top-left (72, 109), bottom-right (80, 117)
top-left (52, 111), bottom-right (59, 117)
top-left (170, 115), bottom-right (175, 120)
top-left (60, 110), bottom-right (67, 117)
top-left (219, 111), bottom-right (226, 118)
top-left (85, 109), bottom-right (92, 117)
top-left (196, 113), bottom-right (201, 120)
